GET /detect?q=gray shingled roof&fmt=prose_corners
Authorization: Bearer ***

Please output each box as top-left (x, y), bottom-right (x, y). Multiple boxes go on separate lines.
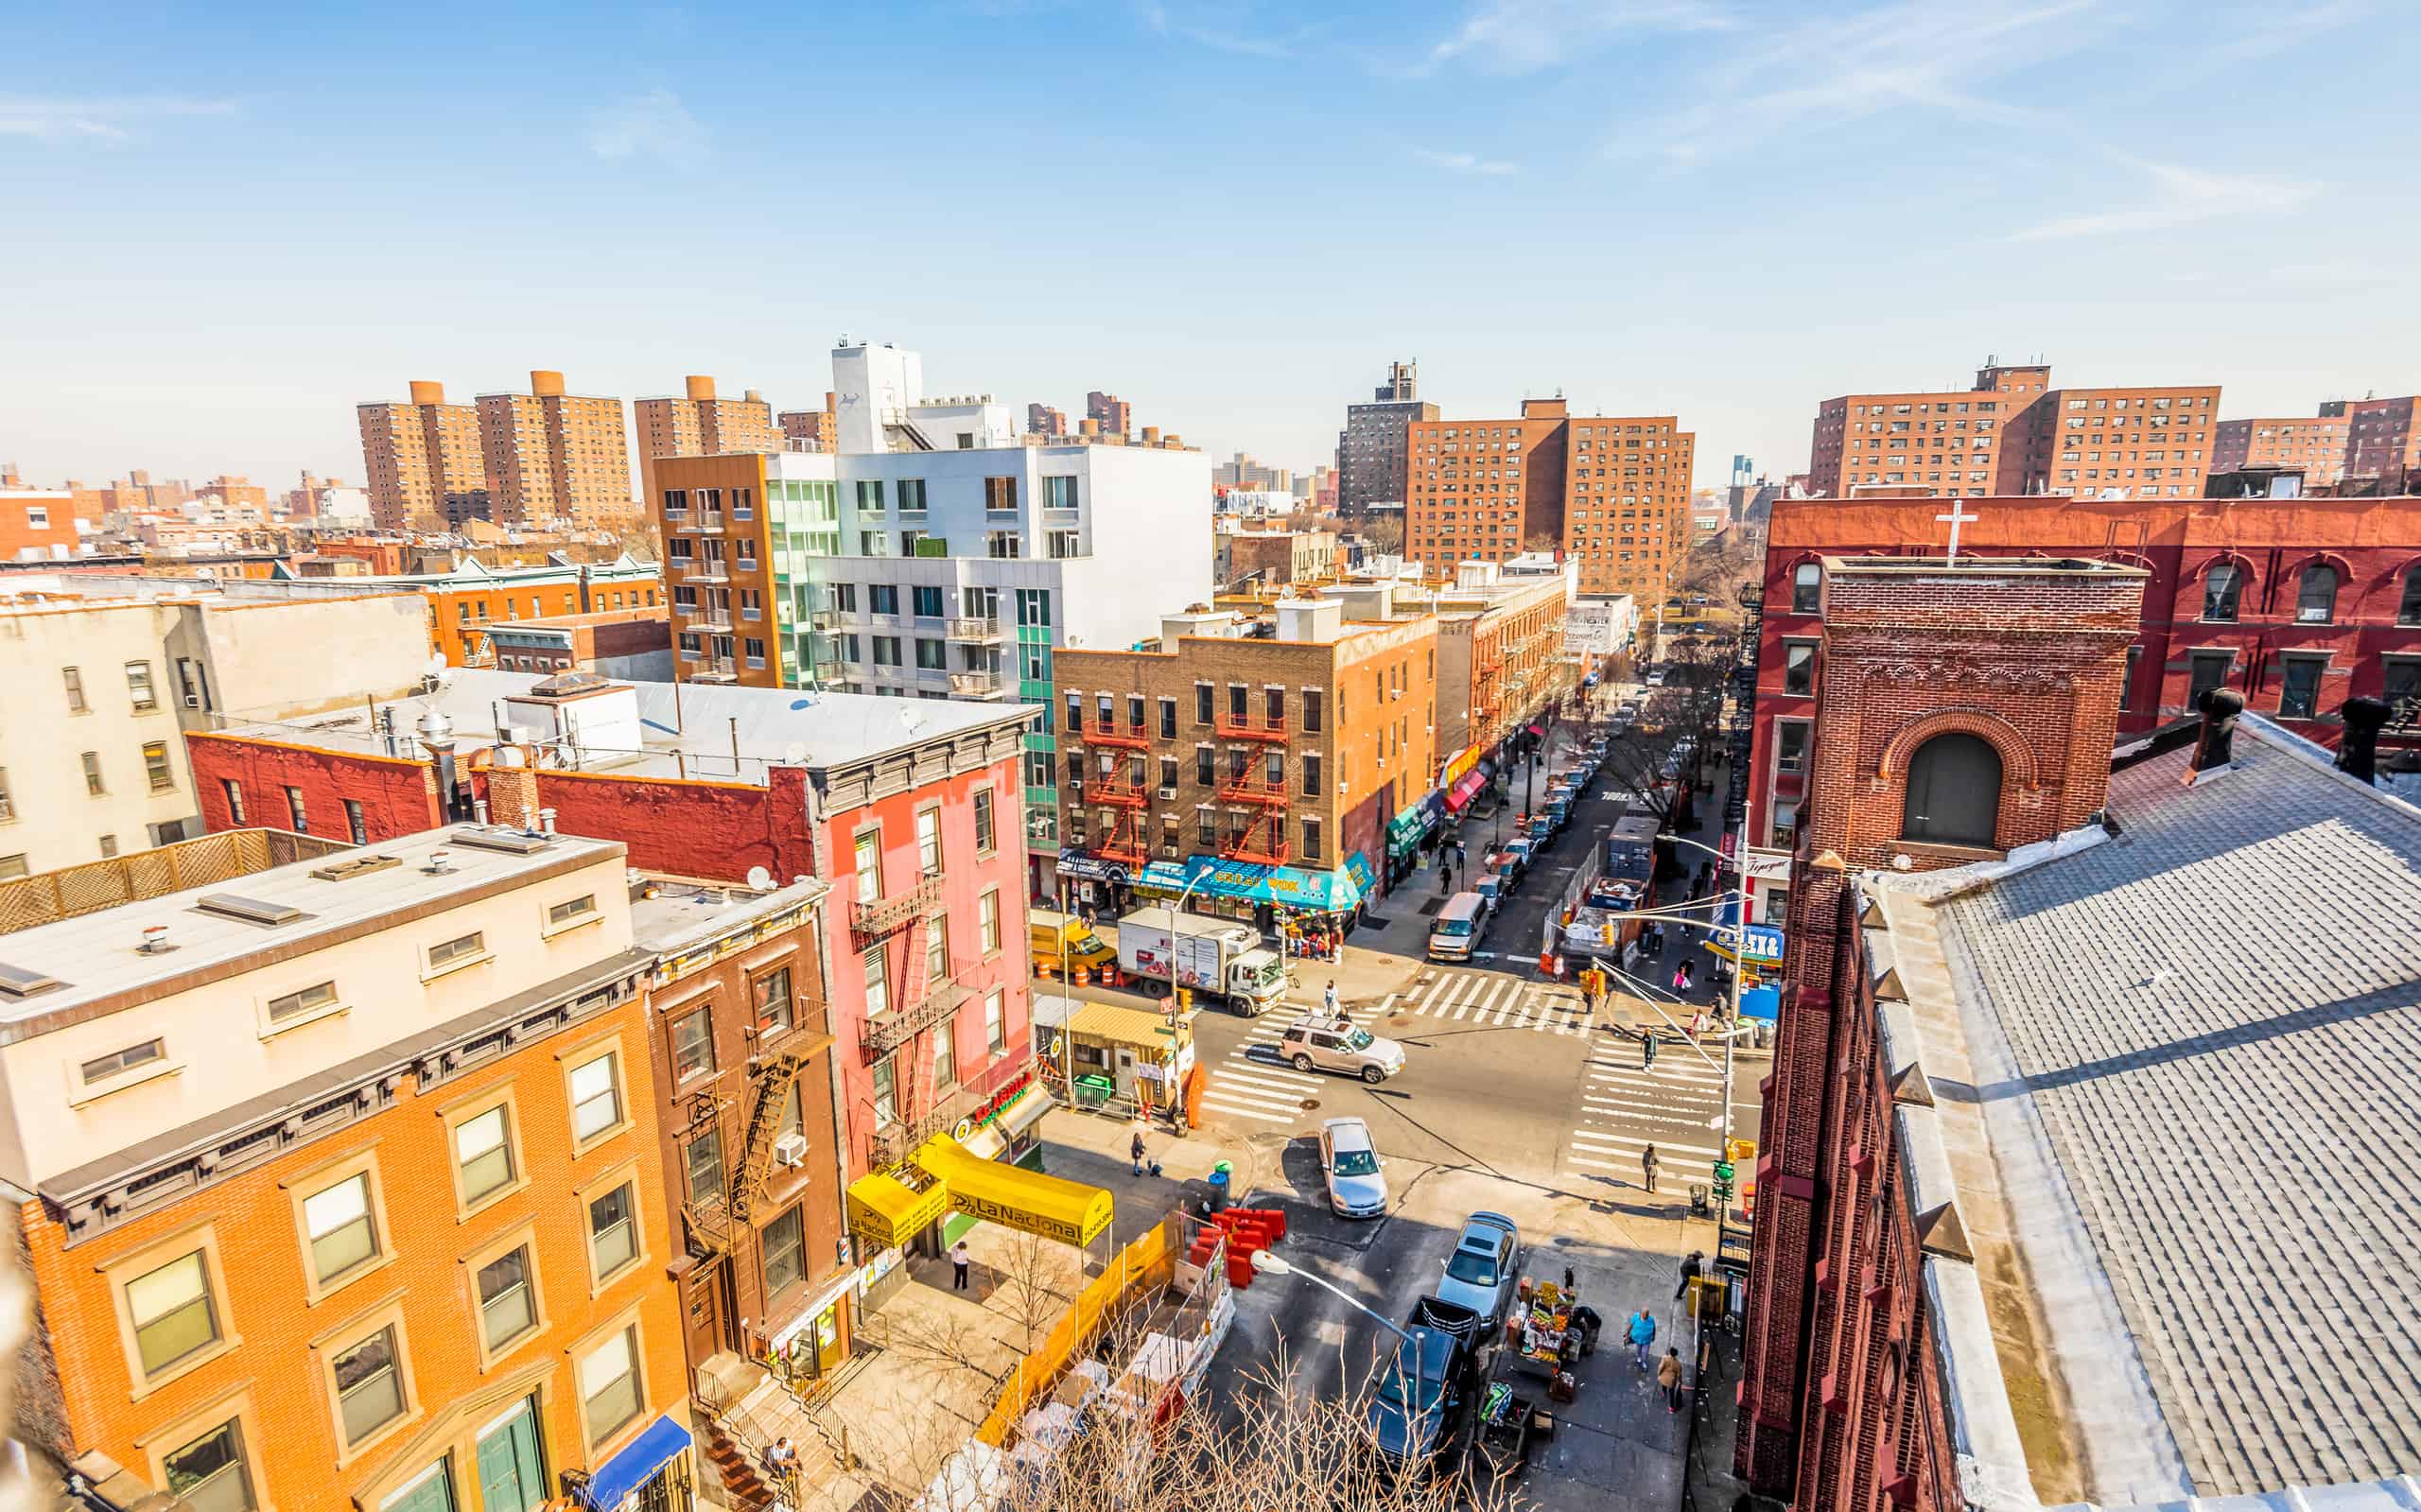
top-left (1930, 725), bottom-right (2421, 1498)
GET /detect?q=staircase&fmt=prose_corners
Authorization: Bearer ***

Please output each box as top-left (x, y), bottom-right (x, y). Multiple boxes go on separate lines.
top-left (703, 1420), bottom-right (774, 1512)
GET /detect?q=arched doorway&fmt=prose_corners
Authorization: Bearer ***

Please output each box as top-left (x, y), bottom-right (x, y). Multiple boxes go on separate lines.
top-left (1902, 734), bottom-right (2002, 845)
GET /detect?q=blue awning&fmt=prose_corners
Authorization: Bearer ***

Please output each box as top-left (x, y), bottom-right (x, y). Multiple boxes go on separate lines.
top-left (1139, 854), bottom-right (1371, 912)
top-left (581, 1416), bottom-right (691, 1509)
top-left (1740, 983), bottom-right (1781, 1022)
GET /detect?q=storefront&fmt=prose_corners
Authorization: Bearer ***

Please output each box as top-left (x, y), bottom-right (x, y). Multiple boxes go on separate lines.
top-left (1134, 852), bottom-right (1377, 950)
top-left (765, 1264), bottom-right (859, 1389)
top-left (1385, 799), bottom-right (1442, 887)
top-left (574, 1416), bottom-right (695, 1512)
top-left (1054, 848), bottom-right (1137, 917)
top-left (843, 1128), bottom-right (1117, 1296)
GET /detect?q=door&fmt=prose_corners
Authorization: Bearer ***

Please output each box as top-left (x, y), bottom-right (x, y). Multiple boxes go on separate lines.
top-left (474, 1398), bottom-right (545, 1512)
top-left (683, 1260), bottom-right (730, 1368)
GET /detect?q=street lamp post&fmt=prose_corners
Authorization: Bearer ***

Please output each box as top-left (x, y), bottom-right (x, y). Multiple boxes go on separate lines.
top-left (1248, 1250), bottom-right (1430, 1379)
top-left (1645, 819), bottom-right (1752, 1252)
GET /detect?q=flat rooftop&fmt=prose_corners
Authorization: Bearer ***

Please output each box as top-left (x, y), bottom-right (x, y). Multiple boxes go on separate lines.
top-left (213, 668), bottom-right (1038, 787)
top-left (0, 826), bottom-right (620, 1036)
top-left (628, 872), bottom-right (827, 953)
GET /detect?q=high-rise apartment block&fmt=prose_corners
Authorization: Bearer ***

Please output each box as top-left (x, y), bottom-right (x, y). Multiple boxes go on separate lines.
top-left (2210, 412), bottom-right (2351, 486)
top-left (1026, 403), bottom-right (1067, 438)
top-left (634, 375), bottom-right (783, 513)
top-left (779, 394), bottom-right (837, 453)
top-left (357, 380), bottom-right (489, 529)
top-left (475, 370), bottom-right (635, 528)
top-left (1807, 359), bottom-right (2221, 499)
top-left (2341, 394), bottom-right (2421, 483)
top-left (1086, 391), bottom-right (1131, 440)
top-left (1404, 399), bottom-right (1695, 601)
top-left (1338, 359), bottom-right (1437, 516)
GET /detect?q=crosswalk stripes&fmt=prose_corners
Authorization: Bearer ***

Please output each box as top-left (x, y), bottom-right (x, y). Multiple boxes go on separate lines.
top-left (1387, 967), bottom-right (1600, 1036)
top-left (1568, 1043), bottom-right (1730, 1187)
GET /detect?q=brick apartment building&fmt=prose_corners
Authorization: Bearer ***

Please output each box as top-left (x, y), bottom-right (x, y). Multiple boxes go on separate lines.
top-left (476, 371), bottom-right (636, 530)
top-left (1085, 391), bottom-right (1132, 440)
top-left (1215, 524), bottom-right (1339, 590)
top-left (1052, 598), bottom-right (1437, 915)
top-left (0, 478), bottom-right (78, 562)
top-left (1737, 492), bottom-right (2421, 921)
top-left (634, 376), bottom-right (784, 516)
top-left (1404, 399), bottom-right (1695, 603)
top-left (2212, 411), bottom-right (2352, 487)
top-left (1337, 359), bottom-right (1436, 516)
top-left (1735, 554), bottom-right (2421, 1510)
top-left (1025, 403), bottom-right (1067, 439)
top-left (294, 551), bottom-right (664, 667)
top-left (2341, 393), bottom-right (2421, 482)
top-left (357, 381), bottom-right (493, 529)
top-left (6, 826), bottom-right (693, 1511)
top-left (778, 396), bottom-right (836, 453)
top-left (1807, 359), bottom-right (2221, 499)
top-left (480, 605), bottom-right (673, 679)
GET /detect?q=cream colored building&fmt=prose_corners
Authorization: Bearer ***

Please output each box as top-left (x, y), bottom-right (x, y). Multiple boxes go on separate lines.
top-left (0, 581), bottom-right (433, 877)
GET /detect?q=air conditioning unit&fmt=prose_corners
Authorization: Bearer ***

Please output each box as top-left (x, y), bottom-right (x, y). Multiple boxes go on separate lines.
top-left (183, 694), bottom-right (202, 709)
top-left (1158, 786), bottom-right (1178, 800)
top-left (773, 1132), bottom-right (809, 1168)
top-left (1160, 843), bottom-right (1181, 859)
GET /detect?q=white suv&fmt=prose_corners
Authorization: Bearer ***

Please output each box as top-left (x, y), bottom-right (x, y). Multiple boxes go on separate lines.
top-left (1278, 1017), bottom-right (1406, 1085)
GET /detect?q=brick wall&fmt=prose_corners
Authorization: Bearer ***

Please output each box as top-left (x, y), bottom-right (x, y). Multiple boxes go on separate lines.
top-left (530, 767), bottom-right (816, 883)
top-left (186, 734), bottom-right (444, 842)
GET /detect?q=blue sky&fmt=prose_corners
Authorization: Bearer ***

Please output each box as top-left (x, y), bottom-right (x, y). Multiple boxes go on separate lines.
top-left (5, 0), bottom-right (2416, 493)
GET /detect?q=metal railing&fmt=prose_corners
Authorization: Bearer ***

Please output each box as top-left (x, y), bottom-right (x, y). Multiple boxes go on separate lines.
top-left (946, 616), bottom-right (1003, 641)
top-left (0, 829), bottom-right (353, 935)
top-left (948, 669), bottom-right (1004, 697)
top-left (847, 875), bottom-right (942, 942)
top-left (859, 968), bottom-right (973, 1062)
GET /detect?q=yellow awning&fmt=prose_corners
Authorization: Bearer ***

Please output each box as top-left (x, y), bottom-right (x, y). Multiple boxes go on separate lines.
top-left (1066, 999), bottom-right (1183, 1052)
top-left (913, 1135), bottom-right (1114, 1246)
top-left (845, 1166), bottom-right (951, 1251)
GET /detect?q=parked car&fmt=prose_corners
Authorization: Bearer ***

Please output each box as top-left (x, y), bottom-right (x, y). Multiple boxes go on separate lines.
top-left (1367, 1297), bottom-right (1485, 1478)
top-left (1645, 668), bottom-right (1668, 687)
top-left (1473, 872), bottom-right (1506, 916)
top-left (1487, 845), bottom-right (1527, 888)
top-left (1279, 1016), bottom-right (1407, 1084)
top-left (1320, 1117), bottom-right (1388, 1218)
top-left (1504, 838), bottom-right (1539, 877)
top-left (1435, 1211), bottom-right (1523, 1329)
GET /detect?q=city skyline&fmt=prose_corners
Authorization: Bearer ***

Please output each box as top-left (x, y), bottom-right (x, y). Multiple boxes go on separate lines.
top-left (5, 0), bottom-right (2417, 491)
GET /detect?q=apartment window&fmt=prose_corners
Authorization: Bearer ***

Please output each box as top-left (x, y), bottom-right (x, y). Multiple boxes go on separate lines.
top-left (220, 779), bottom-right (244, 823)
top-left (897, 478), bottom-right (928, 513)
top-left (987, 531), bottom-right (1023, 559)
top-left (872, 1057), bottom-right (897, 1126)
top-left (578, 1326), bottom-right (644, 1447)
top-left (144, 741), bottom-right (174, 791)
top-left (82, 1037), bottom-right (164, 1086)
top-left (62, 667), bottom-right (87, 713)
top-left (1158, 697), bottom-right (1177, 738)
top-left (762, 1206), bottom-right (806, 1295)
top-left (870, 583), bottom-right (899, 616)
top-left (2381, 656), bottom-right (2421, 714)
top-left (2203, 563), bottom-right (2243, 621)
top-left (754, 966), bottom-right (794, 1033)
top-left (569, 1051), bottom-right (623, 1143)
top-left (684, 1127), bottom-right (724, 1203)
top-left (671, 1007), bottom-right (715, 1080)
top-left (344, 799), bottom-right (367, 845)
top-left (1302, 752), bottom-right (1321, 796)
top-left (984, 987), bottom-right (1006, 1054)
top-left (286, 786), bottom-right (308, 832)
top-left (2119, 647), bottom-right (2143, 712)
top-left (127, 660), bottom-right (158, 711)
top-left (332, 1325), bottom-right (407, 1446)
top-left (872, 636), bottom-right (900, 667)
top-left (163, 1418), bottom-right (255, 1512)
top-left (129, 1250), bottom-right (221, 1377)
top-left (972, 889), bottom-right (1001, 957)
top-left (864, 946), bottom-right (890, 1017)
top-left (427, 930), bottom-right (484, 972)
top-left (1302, 816), bottom-right (1322, 860)
top-left (916, 808), bottom-right (943, 876)
top-left (856, 479), bottom-right (886, 513)
top-left (973, 789), bottom-right (997, 855)
top-left (1792, 562), bottom-right (1821, 614)
top-left (925, 915), bottom-right (949, 982)
top-left (1047, 530), bottom-right (1082, 559)
top-left (984, 476), bottom-right (1019, 512)
top-left (1044, 475), bottom-right (1078, 510)
top-left (454, 1105), bottom-right (515, 1205)
top-left (1195, 746), bottom-right (1214, 785)
top-left (932, 1012), bottom-right (960, 1091)
top-left (1302, 687), bottom-right (1323, 733)
top-left (304, 1173), bottom-right (379, 1284)
top-left (1776, 721), bottom-right (1811, 774)
top-left (1228, 683), bottom-right (1247, 719)
top-left (1195, 683), bottom-right (1213, 725)
top-left (477, 1245), bottom-right (536, 1351)
top-left (2278, 655), bottom-right (2327, 720)
top-left (82, 752), bottom-right (105, 796)
top-left (1783, 640), bottom-right (1817, 697)
top-left (2295, 564), bottom-right (2339, 624)
top-left (854, 830), bottom-right (880, 903)
top-left (2398, 565), bottom-right (2421, 625)
top-left (2188, 651), bottom-right (2234, 708)
top-left (913, 585), bottom-right (943, 618)
top-left (1197, 808), bottom-right (1216, 846)
top-left (588, 1183), bottom-right (638, 1279)
top-left (914, 637), bottom-right (945, 670)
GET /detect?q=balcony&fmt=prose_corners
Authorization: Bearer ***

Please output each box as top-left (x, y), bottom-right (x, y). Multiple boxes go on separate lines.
top-left (1082, 721), bottom-right (1152, 751)
top-left (808, 608), bottom-right (844, 630)
top-left (947, 616), bottom-right (1004, 643)
top-left (860, 971), bottom-right (974, 1063)
top-left (1089, 773), bottom-right (1149, 808)
top-left (677, 560), bottom-right (730, 584)
top-left (1215, 773), bottom-right (1291, 808)
top-left (679, 603), bottom-right (733, 634)
top-left (688, 513), bottom-right (727, 535)
top-left (948, 669), bottom-right (1007, 700)
top-left (1220, 835), bottom-right (1291, 866)
top-left (1214, 711), bottom-right (1289, 742)
top-left (848, 874), bottom-right (943, 943)
top-left (688, 657), bottom-right (739, 684)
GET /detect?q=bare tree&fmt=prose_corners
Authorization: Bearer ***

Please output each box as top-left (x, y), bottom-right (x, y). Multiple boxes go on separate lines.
top-left (989, 1229), bottom-right (1080, 1356)
top-left (1521, 530), bottom-right (1560, 554)
top-left (1362, 515), bottom-right (1405, 555)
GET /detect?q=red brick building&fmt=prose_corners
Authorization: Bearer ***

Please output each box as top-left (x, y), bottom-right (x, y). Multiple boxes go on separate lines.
top-left (1740, 493), bottom-right (2421, 920)
top-left (2212, 412), bottom-right (2352, 487)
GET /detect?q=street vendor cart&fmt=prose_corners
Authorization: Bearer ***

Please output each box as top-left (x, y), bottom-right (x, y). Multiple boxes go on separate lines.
top-left (1032, 992), bottom-right (1196, 1121)
top-left (1501, 1277), bottom-right (1600, 1393)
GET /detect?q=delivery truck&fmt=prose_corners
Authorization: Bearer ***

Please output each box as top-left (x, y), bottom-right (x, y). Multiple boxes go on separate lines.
top-left (1115, 906), bottom-right (1288, 1017)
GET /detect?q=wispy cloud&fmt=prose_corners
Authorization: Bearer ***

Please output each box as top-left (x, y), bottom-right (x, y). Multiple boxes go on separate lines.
top-left (2011, 155), bottom-right (2320, 240)
top-left (1613, 0), bottom-right (2099, 166)
top-left (2196, 0), bottom-right (2375, 67)
top-left (585, 89), bottom-right (705, 162)
top-left (1135, 1), bottom-right (1317, 57)
top-left (0, 95), bottom-right (238, 142)
top-left (1423, 0), bottom-right (1739, 77)
top-left (1416, 148), bottom-right (1520, 176)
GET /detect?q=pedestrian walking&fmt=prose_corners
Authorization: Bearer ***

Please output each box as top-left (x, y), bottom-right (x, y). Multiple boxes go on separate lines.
top-left (1131, 1127), bottom-right (1148, 1176)
top-left (1658, 1347), bottom-right (1684, 1412)
top-left (1643, 1031), bottom-right (1660, 1069)
top-left (950, 1240), bottom-right (971, 1292)
top-left (1641, 1142), bottom-right (1661, 1193)
top-left (1323, 980), bottom-right (1340, 1017)
top-left (1627, 1307), bottom-right (1658, 1370)
top-left (1676, 1249), bottom-right (1702, 1301)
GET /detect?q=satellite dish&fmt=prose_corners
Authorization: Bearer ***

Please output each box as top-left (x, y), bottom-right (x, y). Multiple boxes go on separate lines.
top-left (745, 865), bottom-right (775, 891)
top-left (783, 741), bottom-right (809, 767)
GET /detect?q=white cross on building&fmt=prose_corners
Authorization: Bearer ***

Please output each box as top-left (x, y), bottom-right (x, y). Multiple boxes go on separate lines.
top-left (1937, 499), bottom-right (1980, 566)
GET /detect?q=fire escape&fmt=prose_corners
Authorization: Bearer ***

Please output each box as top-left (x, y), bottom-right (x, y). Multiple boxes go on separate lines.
top-left (680, 1006), bottom-right (833, 1260)
top-left (1212, 708), bottom-right (1292, 866)
top-left (851, 878), bottom-right (973, 1168)
top-left (1079, 717), bottom-right (1153, 868)
top-left (1472, 662), bottom-right (1504, 752)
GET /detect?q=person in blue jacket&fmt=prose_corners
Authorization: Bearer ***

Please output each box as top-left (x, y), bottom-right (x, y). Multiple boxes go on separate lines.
top-left (1627, 1306), bottom-right (1658, 1370)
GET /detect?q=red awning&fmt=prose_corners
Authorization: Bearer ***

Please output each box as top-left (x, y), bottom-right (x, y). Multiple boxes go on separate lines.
top-left (1444, 771), bottom-right (1489, 814)
top-left (1525, 722), bottom-right (1545, 737)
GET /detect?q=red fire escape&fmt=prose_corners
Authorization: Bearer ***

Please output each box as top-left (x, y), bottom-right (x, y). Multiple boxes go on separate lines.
top-left (1087, 755), bottom-right (1151, 868)
top-left (1212, 709), bottom-right (1292, 865)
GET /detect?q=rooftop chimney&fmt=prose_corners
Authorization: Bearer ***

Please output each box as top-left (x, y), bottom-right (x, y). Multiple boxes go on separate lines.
top-left (409, 380), bottom-right (445, 406)
top-left (531, 370), bottom-right (566, 398)
top-left (1080, 418), bottom-right (1100, 437)
top-left (685, 374), bottom-right (717, 402)
top-left (2337, 695), bottom-right (2389, 786)
top-left (742, 389), bottom-right (762, 404)
top-left (1142, 426), bottom-right (1160, 444)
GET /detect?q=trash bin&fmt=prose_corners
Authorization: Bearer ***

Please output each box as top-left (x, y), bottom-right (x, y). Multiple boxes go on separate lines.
top-left (1688, 1183), bottom-right (1711, 1217)
top-left (1206, 1163), bottom-right (1231, 1215)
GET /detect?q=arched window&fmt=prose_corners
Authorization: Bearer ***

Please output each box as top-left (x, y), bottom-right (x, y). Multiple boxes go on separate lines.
top-left (1792, 562), bottom-right (1822, 615)
top-left (1902, 734), bottom-right (2002, 846)
top-left (2399, 565), bottom-right (2421, 626)
top-left (2203, 563), bottom-right (2242, 622)
top-left (2296, 564), bottom-right (2338, 624)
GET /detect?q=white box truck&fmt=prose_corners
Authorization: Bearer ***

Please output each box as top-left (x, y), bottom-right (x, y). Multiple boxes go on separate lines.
top-left (1116, 906), bottom-right (1288, 1017)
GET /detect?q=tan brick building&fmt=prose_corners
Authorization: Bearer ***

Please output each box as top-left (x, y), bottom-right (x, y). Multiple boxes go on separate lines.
top-left (1404, 399), bottom-right (1694, 602)
top-left (1215, 525), bottom-right (1340, 590)
top-left (357, 380), bottom-right (489, 530)
top-left (1808, 359), bottom-right (2220, 499)
top-left (477, 370), bottom-right (636, 529)
top-left (635, 375), bottom-right (785, 513)
top-left (1054, 599), bottom-right (1437, 904)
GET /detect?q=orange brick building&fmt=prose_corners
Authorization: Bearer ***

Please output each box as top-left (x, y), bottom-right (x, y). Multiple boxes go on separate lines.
top-left (0, 479), bottom-right (78, 562)
top-left (6, 826), bottom-right (692, 1512)
top-left (2212, 412), bottom-right (2352, 486)
top-left (1807, 359), bottom-right (2220, 499)
top-left (358, 380), bottom-right (491, 530)
top-left (1404, 399), bottom-right (1694, 601)
top-left (477, 371), bottom-right (636, 530)
top-left (635, 376), bottom-right (784, 514)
